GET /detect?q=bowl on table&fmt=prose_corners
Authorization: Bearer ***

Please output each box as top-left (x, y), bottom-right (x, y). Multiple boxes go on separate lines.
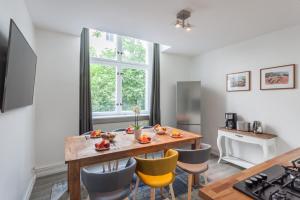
top-left (90, 130), bottom-right (102, 138)
top-left (170, 129), bottom-right (183, 138)
top-left (94, 139), bottom-right (110, 151)
top-left (101, 132), bottom-right (116, 142)
top-left (137, 132), bottom-right (152, 144)
top-left (153, 124), bottom-right (167, 135)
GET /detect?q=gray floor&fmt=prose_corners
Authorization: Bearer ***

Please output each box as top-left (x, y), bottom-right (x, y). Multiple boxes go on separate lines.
top-left (30, 155), bottom-right (242, 200)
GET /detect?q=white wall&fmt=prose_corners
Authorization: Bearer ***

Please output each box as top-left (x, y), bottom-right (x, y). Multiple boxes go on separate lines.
top-left (190, 25), bottom-right (300, 163)
top-left (160, 53), bottom-right (194, 126)
top-left (0, 0), bottom-right (36, 199)
top-left (34, 29), bottom-right (80, 168)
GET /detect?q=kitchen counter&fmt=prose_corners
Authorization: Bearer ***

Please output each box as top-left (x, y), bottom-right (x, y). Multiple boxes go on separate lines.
top-left (199, 147), bottom-right (300, 200)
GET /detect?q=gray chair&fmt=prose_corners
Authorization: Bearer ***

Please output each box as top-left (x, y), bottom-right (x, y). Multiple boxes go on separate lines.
top-left (81, 158), bottom-right (137, 200)
top-left (176, 143), bottom-right (211, 200)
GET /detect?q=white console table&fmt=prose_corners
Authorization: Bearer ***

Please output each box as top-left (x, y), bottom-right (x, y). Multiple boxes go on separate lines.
top-left (217, 128), bottom-right (277, 168)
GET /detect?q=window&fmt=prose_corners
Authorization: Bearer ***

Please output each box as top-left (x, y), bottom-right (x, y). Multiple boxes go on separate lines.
top-left (89, 29), bottom-right (152, 116)
top-left (105, 33), bottom-right (114, 42)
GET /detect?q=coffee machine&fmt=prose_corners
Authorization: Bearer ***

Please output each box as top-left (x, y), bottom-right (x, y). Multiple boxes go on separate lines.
top-left (225, 113), bottom-right (237, 129)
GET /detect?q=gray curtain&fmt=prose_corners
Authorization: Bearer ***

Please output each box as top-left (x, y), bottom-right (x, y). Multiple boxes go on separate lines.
top-left (149, 43), bottom-right (161, 126)
top-left (79, 28), bottom-right (93, 135)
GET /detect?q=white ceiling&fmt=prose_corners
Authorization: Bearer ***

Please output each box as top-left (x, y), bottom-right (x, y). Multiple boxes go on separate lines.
top-left (25, 0), bottom-right (300, 56)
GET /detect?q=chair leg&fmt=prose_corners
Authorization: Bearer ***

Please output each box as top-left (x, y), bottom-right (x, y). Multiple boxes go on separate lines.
top-left (108, 161), bottom-right (112, 172)
top-left (114, 160), bottom-right (119, 171)
top-left (160, 187), bottom-right (164, 198)
top-left (133, 177), bottom-right (140, 200)
top-left (169, 184), bottom-right (175, 200)
top-left (203, 171), bottom-right (208, 185)
top-left (150, 188), bottom-right (155, 200)
top-left (187, 174), bottom-right (193, 200)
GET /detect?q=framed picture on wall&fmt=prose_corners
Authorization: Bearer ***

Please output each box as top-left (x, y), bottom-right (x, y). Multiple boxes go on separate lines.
top-left (260, 64), bottom-right (295, 90)
top-left (226, 71), bottom-right (251, 92)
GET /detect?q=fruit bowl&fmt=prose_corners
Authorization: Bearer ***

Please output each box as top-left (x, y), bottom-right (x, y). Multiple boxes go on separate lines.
top-left (155, 127), bottom-right (167, 135)
top-left (126, 127), bottom-right (134, 134)
top-left (101, 132), bottom-right (116, 142)
top-left (170, 130), bottom-right (183, 138)
top-left (138, 133), bottom-right (152, 144)
top-left (90, 130), bottom-right (102, 138)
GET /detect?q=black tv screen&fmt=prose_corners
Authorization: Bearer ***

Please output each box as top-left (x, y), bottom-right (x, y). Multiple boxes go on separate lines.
top-left (1, 19), bottom-right (37, 112)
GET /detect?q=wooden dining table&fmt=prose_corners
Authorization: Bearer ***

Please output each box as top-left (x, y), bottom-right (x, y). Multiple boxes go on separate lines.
top-left (65, 126), bottom-right (202, 200)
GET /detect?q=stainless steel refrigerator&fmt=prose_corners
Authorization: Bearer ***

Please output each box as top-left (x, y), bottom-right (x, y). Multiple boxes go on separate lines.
top-left (176, 81), bottom-right (201, 134)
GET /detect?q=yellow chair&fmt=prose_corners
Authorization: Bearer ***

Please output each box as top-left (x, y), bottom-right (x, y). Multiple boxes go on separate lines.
top-left (134, 149), bottom-right (178, 200)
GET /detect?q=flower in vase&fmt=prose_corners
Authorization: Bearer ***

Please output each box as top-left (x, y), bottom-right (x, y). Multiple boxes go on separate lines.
top-left (132, 105), bottom-right (141, 114)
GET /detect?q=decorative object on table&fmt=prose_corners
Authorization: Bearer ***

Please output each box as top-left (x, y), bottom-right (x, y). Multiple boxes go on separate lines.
top-left (132, 105), bottom-right (142, 140)
top-left (226, 71), bottom-right (251, 92)
top-left (94, 139), bottom-right (110, 151)
top-left (236, 121), bottom-right (250, 132)
top-left (101, 132), bottom-right (116, 142)
top-left (260, 64), bottom-right (295, 90)
top-left (170, 129), bottom-right (183, 138)
top-left (225, 113), bottom-right (237, 129)
top-left (153, 124), bottom-right (167, 135)
top-left (253, 121), bottom-right (263, 134)
top-left (90, 129), bottom-right (102, 138)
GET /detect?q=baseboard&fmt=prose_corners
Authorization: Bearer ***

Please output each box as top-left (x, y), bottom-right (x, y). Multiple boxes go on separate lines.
top-left (23, 174), bottom-right (36, 200)
top-left (34, 162), bottom-right (67, 178)
top-left (211, 148), bottom-right (219, 157)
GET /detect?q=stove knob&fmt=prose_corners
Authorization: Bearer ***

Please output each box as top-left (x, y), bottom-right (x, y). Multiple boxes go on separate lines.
top-left (250, 177), bottom-right (258, 185)
top-left (245, 179), bottom-right (253, 188)
top-left (255, 175), bottom-right (263, 183)
top-left (259, 173), bottom-right (268, 180)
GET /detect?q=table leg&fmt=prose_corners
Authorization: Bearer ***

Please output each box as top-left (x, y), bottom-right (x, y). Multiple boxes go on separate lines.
top-left (68, 161), bottom-right (80, 200)
top-left (225, 137), bottom-right (231, 157)
top-left (67, 164), bottom-right (70, 192)
top-left (192, 138), bottom-right (201, 186)
top-left (217, 134), bottom-right (223, 163)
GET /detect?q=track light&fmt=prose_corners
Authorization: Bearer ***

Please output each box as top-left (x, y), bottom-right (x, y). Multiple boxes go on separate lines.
top-left (174, 9), bottom-right (193, 31)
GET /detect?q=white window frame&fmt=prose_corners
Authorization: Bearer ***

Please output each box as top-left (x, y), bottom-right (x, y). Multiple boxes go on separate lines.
top-left (90, 34), bottom-right (153, 117)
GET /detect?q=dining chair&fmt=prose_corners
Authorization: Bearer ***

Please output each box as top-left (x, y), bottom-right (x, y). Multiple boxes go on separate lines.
top-left (81, 158), bottom-right (137, 200)
top-left (176, 143), bottom-right (211, 200)
top-left (134, 149), bottom-right (179, 200)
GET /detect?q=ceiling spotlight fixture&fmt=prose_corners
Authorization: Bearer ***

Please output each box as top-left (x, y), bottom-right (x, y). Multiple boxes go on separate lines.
top-left (175, 9), bottom-right (193, 32)
top-left (175, 20), bottom-right (181, 28)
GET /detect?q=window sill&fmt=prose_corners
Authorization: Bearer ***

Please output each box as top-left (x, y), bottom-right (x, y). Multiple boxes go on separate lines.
top-left (93, 114), bottom-right (150, 124)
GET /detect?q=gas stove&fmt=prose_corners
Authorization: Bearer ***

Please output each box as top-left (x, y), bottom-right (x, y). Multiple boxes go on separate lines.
top-left (233, 158), bottom-right (300, 200)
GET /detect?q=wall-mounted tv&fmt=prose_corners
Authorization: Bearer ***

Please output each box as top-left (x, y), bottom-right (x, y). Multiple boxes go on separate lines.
top-left (1, 19), bottom-right (37, 113)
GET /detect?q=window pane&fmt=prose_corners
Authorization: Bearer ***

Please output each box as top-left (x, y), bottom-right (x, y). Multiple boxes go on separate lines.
top-left (121, 68), bottom-right (146, 111)
top-left (121, 36), bottom-right (148, 64)
top-left (90, 64), bottom-right (116, 112)
top-left (89, 29), bottom-right (117, 60)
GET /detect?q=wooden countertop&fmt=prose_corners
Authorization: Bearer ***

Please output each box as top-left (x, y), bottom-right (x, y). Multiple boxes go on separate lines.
top-left (218, 128), bottom-right (277, 139)
top-left (199, 147), bottom-right (300, 200)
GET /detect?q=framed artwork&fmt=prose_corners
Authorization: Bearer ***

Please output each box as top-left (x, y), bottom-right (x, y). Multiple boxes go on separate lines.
top-left (260, 64), bottom-right (295, 90)
top-left (226, 71), bottom-right (251, 92)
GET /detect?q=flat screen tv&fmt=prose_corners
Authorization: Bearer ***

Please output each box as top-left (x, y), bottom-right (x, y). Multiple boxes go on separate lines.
top-left (1, 19), bottom-right (37, 112)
